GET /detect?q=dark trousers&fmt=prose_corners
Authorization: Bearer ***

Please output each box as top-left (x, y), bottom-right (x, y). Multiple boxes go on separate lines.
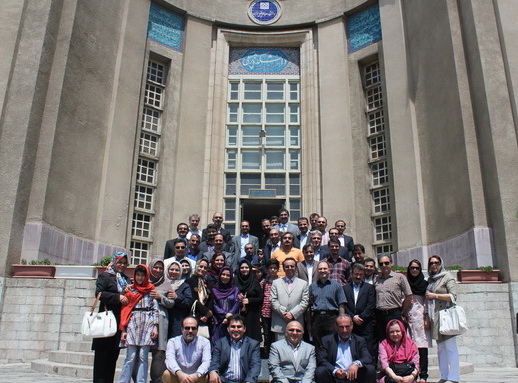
top-left (418, 347), bottom-right (429, 380)
top-left (315, 365), bottom-right (376, 383)
top-left (311, 313), bottom-right (337, 348)
top-left (262, 317), bottom-right (273, 357)
top-left (375, 308), bottom-right (402, 341)
top-left (150, 349), bottom-right (166, 383)
top-left (93, 348), bottom-right (120, 383)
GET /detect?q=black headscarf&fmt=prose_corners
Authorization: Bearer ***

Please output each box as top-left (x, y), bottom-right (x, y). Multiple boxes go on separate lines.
top-left (234, 259), bottom-right (256, 293)
top-left (406, 259), bottom-right (428, 296)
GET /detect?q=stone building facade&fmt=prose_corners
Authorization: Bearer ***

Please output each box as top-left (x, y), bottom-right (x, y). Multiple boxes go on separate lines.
top-left (1, 0), bottom-right (518, 360)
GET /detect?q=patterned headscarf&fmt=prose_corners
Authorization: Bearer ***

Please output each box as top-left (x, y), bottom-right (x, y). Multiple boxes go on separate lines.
top-left (107, 252), bottom-right (130, 293)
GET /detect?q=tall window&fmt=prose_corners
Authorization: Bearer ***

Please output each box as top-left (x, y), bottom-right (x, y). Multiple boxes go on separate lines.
top-left (363, 61), bottom-right (393, 256)
top-left (224, 78), bottom-right (301, 234)
top-left (130, 59), bottom-right (167, 264)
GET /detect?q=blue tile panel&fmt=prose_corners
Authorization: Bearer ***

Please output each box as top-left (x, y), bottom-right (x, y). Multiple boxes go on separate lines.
top-left (229, 48), bottom-right (300, 75)
top-left (347, 3), bottom-right (382, 53)
top-left (147, 3), bottom-right (184, 52)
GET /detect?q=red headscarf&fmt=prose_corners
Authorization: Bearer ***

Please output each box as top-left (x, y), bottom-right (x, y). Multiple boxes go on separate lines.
top-left (380, 319), bottom-right (418, 364)
top-left (119, 264), bottom-right (155, 331)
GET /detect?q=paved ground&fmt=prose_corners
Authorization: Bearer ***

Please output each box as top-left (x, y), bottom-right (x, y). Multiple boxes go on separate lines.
top-left (0, 363), bottom-right (517, 383)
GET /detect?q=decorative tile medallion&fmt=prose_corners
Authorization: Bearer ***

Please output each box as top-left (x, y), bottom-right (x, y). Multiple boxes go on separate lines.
top-left (147, 3), bottom-right (185, 52)
top-left (229, 48), bottom-right (300, 75)
top-left (248, 0), bottom-right (282, 25)
top-left (347, 3), bottom-right (382, 53)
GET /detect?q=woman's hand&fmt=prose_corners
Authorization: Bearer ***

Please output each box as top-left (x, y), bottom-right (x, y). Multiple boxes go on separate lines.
top-left (166, 290), bottom-right (177, 299)
top-left (124, 285), bottom-right (133, 293)
top-left (150, 290), bottom-right (161, 300)
top-left (424, 314), bottom-right (431, 330)
top-left (151, 326), bottom-right (158, 340)
top-left (242, 298), bottom-right (249, 305)
top-left (120, 331), bottom-right (127, 342)
top-left (119, 295), bottom-right (128, 305)
top-left (425, 291), bottom-right (436, 300)
top-left (238, 293), bottom-right (244, 301)
top-left (200, 316), bottom-right (208, 323)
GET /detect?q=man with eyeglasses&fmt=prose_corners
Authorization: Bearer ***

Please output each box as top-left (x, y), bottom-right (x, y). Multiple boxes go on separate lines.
top-left (163, 223), bottom-right (189, 259)
top-left (269, 321), bottom-right (316, 383)
top-left (165, 238), bottom-right (196, 277)
top-left (163, 317), bottom-right (211, 383)
top-left (208, 314), bottom-right (261, 383)
top-left (270, 258), bottom-right (309, 341)
top-left (374, 254), bottom-right (412, 341)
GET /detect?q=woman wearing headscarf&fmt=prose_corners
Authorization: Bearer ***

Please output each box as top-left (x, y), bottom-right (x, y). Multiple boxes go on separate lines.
top-left (378, 319), bottom-right (420, 383)
top-left (148, 259), bottom-right (192, 383)
top-left (206, 252), bottom-right (226, 286)
top-left (234, 259), bottom-right (263, 342)
top-left (92, 252), bottom-right (131, 383)
top-left (185, 259), bottom-right (213, 331)
top-left (118, 265), bottom-right (159, 383)
top-left (425, 255), bottom-right (460, 383)
top-left (406, 260), bottom-right (431, 382)
top-left (209, 266), bottom-right (241, 342)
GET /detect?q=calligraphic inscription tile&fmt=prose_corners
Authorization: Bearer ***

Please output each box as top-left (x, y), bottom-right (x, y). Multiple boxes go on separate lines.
top-left (229, 48), bottom-right (300, 75)
top-left (346, 3), bottom-right (382, 53)
top-left (147, 3), bottom-right (185, 52)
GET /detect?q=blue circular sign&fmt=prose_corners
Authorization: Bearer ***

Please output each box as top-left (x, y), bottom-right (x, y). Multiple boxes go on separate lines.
top-left (248, 0), bottom-right (282, 25)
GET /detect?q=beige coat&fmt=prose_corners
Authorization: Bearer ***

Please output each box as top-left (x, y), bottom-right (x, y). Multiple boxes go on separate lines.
top-left (428, 272), bottom-right (457, 342)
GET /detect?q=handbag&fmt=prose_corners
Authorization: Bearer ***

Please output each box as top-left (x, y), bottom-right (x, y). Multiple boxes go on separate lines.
top-left (191, 301), bottom-right (210, 339)
top-left (81, 292), bottom-right (117, 338)
top-left (439, 299), bottom-right (468, 336)
top-left (385, 362), bottom-right (415, 383)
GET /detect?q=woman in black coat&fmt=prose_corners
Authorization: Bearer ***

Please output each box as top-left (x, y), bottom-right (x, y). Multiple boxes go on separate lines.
top-left (234, 259), bottom-right (263, 342)
top-left (92, 252), bottom-right (131, 383)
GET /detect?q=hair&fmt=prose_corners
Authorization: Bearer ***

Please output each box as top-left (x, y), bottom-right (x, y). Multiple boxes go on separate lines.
top-left (298, 217), bottom-right (309, 224)
top-left (352, 263), bottom-right (366, 272)
top-left (353, 244), bottom-right (366, 253)
top-left (309, 230), bottom-right (322, 237)
top-left (279, 208), bottom-right (289, 216)
top-left (173, 238), bottom-right (187, 246)
top-left (309, 213), bottom-right (320, 220)
top-left (189, 213), bottom-right (200, 221)
top-left (177, 222), bottom-right (189, 230)
top-left (214, 233), bottom-right (225, 241)
top-left (197, 258), bottom-right (209, 268)
top-left (364, 257), bottom-right (376, 265)
top-left (206, 223), bottom-right (218, 231)
top-left (213, 252), bottom-right (226, 261)
top-left (190, 234), bottom-right (201, 241)
top-left (335, 219), bottom-right (346, 226)
top-left (261, 218), bottom-right (271, 224)
top-left (336, 313), bottom-right (352, 323)
top-left (302, 244), bottom-right (315, 253)
top-left (227, 314), bottom-right (246, 327)
top-left (328, 227), bottom-right (340, 234)
top-left (377, 253), bottom-right (393, 263)
top-left (270, 215), bottom-right (279, 222)
top-left (317, 260), bottom-right (329, 268)
top-left (266, 258), bottom-right (280, 268)
top-left (328, 237), bottom-right (340, 246)
top-left (428, 255), bottom-right (442, 266)
top-left (241, 220), bottom-right (250, 226)
top-left (135, 264), bottom-right (147, 275)
top-left (281, 232), bottom-right (294, 240)
top-left (182, 316), bottom-right (199, 327)
top-left (282, 257), bottom-right (297, 267)
top-left (244, 243), bottom-right (255, 250)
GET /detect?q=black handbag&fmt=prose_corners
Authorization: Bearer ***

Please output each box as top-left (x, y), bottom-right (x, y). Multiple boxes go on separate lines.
top-left (384, 362), bottom-right (415, 383)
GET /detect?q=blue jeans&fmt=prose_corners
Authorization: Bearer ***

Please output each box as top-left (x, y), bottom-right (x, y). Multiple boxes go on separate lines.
top-left (119, 345), bottom-right (150, 383)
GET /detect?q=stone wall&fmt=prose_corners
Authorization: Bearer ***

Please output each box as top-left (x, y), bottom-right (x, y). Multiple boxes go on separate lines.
top-left (0, 277), bottom-right (515, 367)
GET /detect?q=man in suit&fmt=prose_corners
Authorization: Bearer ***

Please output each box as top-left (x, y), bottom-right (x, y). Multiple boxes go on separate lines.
top-left (296, 244), bottom-right (318, 284)
top-left (231, 220), bottom-right (259, 266)
top-left (320, 228), bottom-right (350, 262)
top-left (263, 228), bottom-right (281, 263)
top-left (202, 212), bottom-right (232, 243)
top-left (259, 218), bottom-right (271, 250)
top-left (297, 217), bottom-right (310, 249)
top-left (335, 220), bottom-right (354, 261)
top-left (163, 223), bottom-right (190, 259)
top-left (203, 233), bottom-right (233, 268)
top-left (343, 263), bottom-right (376, 356)
top-left (268, 320), bottom-right (316, 383)
top-left (315, 314), bottom-right (376, 383)
top-left (270, 258), bottom-right (309, 340)
top-left (208, 314), bottom-right (261, 383)
top-left (273, 208), bottom-right (300, 237)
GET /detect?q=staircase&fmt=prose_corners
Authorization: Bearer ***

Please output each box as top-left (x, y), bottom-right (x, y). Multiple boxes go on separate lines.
top-left (31, 340), bottom-right (473, 381)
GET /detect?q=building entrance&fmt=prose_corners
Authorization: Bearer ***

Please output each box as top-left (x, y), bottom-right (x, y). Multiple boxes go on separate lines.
top-left (241, 199), bottom-right (284, 238)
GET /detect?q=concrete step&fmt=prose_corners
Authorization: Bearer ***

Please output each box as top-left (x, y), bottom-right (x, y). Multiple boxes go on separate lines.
top-left (426, 362), bottom-right (474, 379)
top-left (31, 359), bottom-right (93, 379)
top-left (65, 341), bottom-right (92, 353)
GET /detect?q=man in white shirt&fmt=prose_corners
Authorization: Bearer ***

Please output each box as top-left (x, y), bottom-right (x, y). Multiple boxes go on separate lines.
top-left (187, 214), bottom-right (202, 240)
top-left (164, 317), bottom-right (211, 383)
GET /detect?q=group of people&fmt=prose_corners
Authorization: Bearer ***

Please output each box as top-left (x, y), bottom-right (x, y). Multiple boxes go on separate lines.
top-left (92, 210), bottom-right (461, 383)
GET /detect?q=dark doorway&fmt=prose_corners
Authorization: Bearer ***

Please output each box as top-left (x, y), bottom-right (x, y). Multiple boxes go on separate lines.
top-left (241, 199), bottom-right (284, 238)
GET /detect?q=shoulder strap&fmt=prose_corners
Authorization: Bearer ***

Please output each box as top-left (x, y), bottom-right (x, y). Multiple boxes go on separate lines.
top-left (90, 292), bottom-right (103, 316)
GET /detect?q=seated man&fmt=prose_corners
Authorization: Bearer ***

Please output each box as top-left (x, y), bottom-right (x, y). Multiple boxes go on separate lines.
top-left (208, 314), bottom-right (261, 383)
top-left (315, 314), bottom-right (375, 383)
top-left (269, 321), bottom-right (316, 383)
top-left (164, 317), bottom-right (211, 383)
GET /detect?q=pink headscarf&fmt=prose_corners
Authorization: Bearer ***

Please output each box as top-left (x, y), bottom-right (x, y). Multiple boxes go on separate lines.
top-left (380, 319), bottom-right (418, 364)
